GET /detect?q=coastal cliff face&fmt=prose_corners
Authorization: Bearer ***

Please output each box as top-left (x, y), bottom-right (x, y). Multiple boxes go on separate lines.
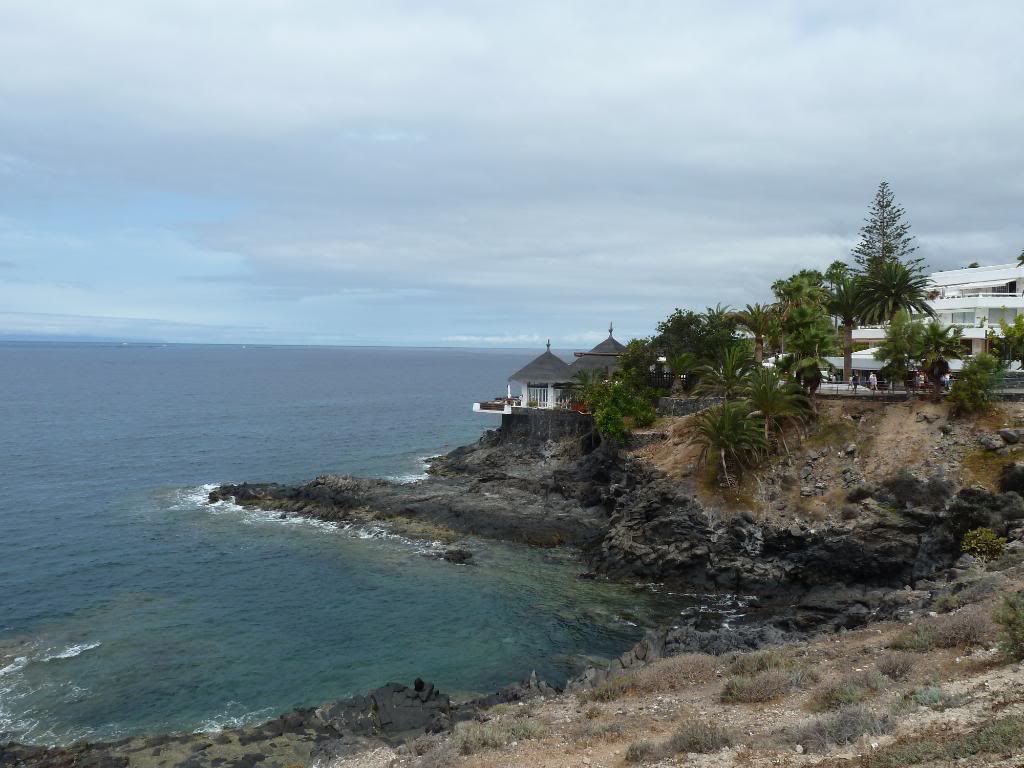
top-left (210, 414), bottom-right (1024, 608)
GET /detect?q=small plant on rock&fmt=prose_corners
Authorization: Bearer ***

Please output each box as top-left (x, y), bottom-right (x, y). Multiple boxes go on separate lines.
top-left (961, 527), bottom-right (1007, 562)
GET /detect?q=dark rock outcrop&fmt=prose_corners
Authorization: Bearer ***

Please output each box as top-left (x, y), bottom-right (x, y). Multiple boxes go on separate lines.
top-left (591, 472), bottom-right (1003, 598)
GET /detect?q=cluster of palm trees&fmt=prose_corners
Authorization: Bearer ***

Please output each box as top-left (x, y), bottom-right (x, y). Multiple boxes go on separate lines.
top-left (685, 258), bottom-right (956, 486)
top-left (688, 357), bottom-right (809, 487)
top-left (732, 260), bottom-right (935, 383)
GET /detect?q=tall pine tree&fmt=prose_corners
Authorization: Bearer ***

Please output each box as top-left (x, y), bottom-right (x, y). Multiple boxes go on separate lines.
top-left (852, 181), bottom-right (921, 274)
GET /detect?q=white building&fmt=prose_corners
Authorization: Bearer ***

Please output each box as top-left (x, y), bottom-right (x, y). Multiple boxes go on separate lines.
top-left (841, 261), bottom-right (1024, 375)
top-left (473, 327), bottom-right (627, 414)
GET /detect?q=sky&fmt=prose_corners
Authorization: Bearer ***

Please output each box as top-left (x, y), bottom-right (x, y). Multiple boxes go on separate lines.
top-left (1, 2), bottom-right (1023, 347)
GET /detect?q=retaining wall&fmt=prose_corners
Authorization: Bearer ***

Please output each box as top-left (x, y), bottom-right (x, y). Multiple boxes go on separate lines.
top-left (499, 407), bottom-right (598, 450)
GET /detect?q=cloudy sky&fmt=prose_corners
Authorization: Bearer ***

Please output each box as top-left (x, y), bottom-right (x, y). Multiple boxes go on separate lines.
top-left (1, 2), bottom-right (1022, 346)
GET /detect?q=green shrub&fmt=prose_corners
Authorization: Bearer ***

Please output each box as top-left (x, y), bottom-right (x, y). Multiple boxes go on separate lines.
top-left (665, 720), bottom-right (734, 754)
top-left (993, 591), bottom-right (1024, 660)
top-left (961, 527), bottom-right (1007, 562)
top-left (908, 684), bottom-right (966, 711)
top-left (948, 352), bottom-right (1003, 416)
top-left (931, 592), bottom-right (963, 613)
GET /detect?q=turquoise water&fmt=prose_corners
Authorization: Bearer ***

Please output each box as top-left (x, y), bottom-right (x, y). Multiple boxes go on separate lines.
top-left (0, 343), bottom-right (696, 746)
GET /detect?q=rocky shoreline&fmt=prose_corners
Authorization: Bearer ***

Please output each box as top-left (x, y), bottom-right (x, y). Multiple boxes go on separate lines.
top-left (8, 408), bottom-right (1024, 767)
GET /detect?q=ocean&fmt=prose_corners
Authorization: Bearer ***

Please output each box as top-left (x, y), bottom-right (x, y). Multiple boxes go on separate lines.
top-left (0, 343), bottom-right (709, 746)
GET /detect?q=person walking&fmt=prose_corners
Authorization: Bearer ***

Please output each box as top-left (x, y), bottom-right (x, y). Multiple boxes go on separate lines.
top-left (868, 372), bottom-right (878, 394)
top-left (850, 372), bottom-right (859, 393)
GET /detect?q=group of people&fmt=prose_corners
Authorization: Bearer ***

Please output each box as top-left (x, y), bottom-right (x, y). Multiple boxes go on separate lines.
top-left (848, 372), bottom-right (879, 393)
top-left (847, 371), bottom-right (952, 393)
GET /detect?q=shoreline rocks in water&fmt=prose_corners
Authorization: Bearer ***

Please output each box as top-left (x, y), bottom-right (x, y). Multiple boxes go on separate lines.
top-left (0, 673), bottom-right (559, 768)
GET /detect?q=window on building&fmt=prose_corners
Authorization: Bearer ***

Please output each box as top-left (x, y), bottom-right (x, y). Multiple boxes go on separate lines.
top-left (951, 311), bottom-right (975, 325)
top-left (989, 308), bottom-right (1018, 324)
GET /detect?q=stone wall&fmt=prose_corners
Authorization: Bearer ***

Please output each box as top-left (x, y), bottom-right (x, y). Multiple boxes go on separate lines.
top-left (499, 407), bottom-right (598, 450)
top-left (656, 396), bottom-right (723, 417)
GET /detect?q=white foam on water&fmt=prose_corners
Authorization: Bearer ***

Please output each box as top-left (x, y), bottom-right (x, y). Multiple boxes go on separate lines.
top-left (0, 655), bottom-right (29, 678)
top-left (176, 484), bottom-right (438, 554)
top-left (386, 454), bottom-right (434, 484)
top-left (40, 642), bottom-right (101, 663)
top-left (0, 640), bottom-right (100, 743)
top-left (194, 703), bottom-right (275, 734)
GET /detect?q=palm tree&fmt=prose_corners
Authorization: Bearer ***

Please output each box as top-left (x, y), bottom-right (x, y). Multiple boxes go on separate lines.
top-left (858, 260), bottom-right (934, 324)
top-left (569, 369), bottom-right (606, 411)
top-left (687, 401), bottom-right (767, 486)
top-left (694, 345), bottom-right (753, 400)
top-left (732, 303), bottom-right (776, 364)
top-left (917, 321), bottom-right (963, 399)
top-left (669, 351), bottom-right (700, 394)
top-left (742, 366), bottom-right (810, 452)
top-left (785, 305), bottom-right (838, 399)
top-left (772, 275), bottom-right (826, 354)
top-left (827, 276), bottom-right (864, 383)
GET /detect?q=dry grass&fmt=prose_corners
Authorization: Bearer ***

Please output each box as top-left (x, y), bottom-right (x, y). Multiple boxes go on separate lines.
top-left (786, 705), bottom-right (893, 753)
top-left (578, 653), bottom-right (716, 703)
top-left (959, 447), bottom-right (1007, 490)
top-left (877, 652), bottom-right (915, 681)
top-left (861, 714), bottom-right (1024, 767)
top-left (721, 669), bottom-right (796, 703)
top-left (890, 609), bottom-right (995, 651)
top-left (625, 720), bottom-right (734, 763)
top-left (808, 670), bottom-right (888, 712)
top-left (449, 720), bottom-right (545, 755)
top-left (569, 720), bottom-right (626, 746)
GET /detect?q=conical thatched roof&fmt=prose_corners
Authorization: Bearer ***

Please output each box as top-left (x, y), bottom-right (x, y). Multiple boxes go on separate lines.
top-left (568, 324), bottom-right (626, 375)
top-left (586, 334), bottom-right (627, 355)
top-left (509, 342), bottom-right (572, 383)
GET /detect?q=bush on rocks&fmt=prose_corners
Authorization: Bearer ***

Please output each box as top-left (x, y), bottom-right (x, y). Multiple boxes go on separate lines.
top-left (961, 527), bottom-right (1007, 562)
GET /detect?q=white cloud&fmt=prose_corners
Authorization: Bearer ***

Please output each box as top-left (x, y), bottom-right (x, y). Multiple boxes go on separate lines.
top-left (1, 2), bottom-right (1023, 343)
